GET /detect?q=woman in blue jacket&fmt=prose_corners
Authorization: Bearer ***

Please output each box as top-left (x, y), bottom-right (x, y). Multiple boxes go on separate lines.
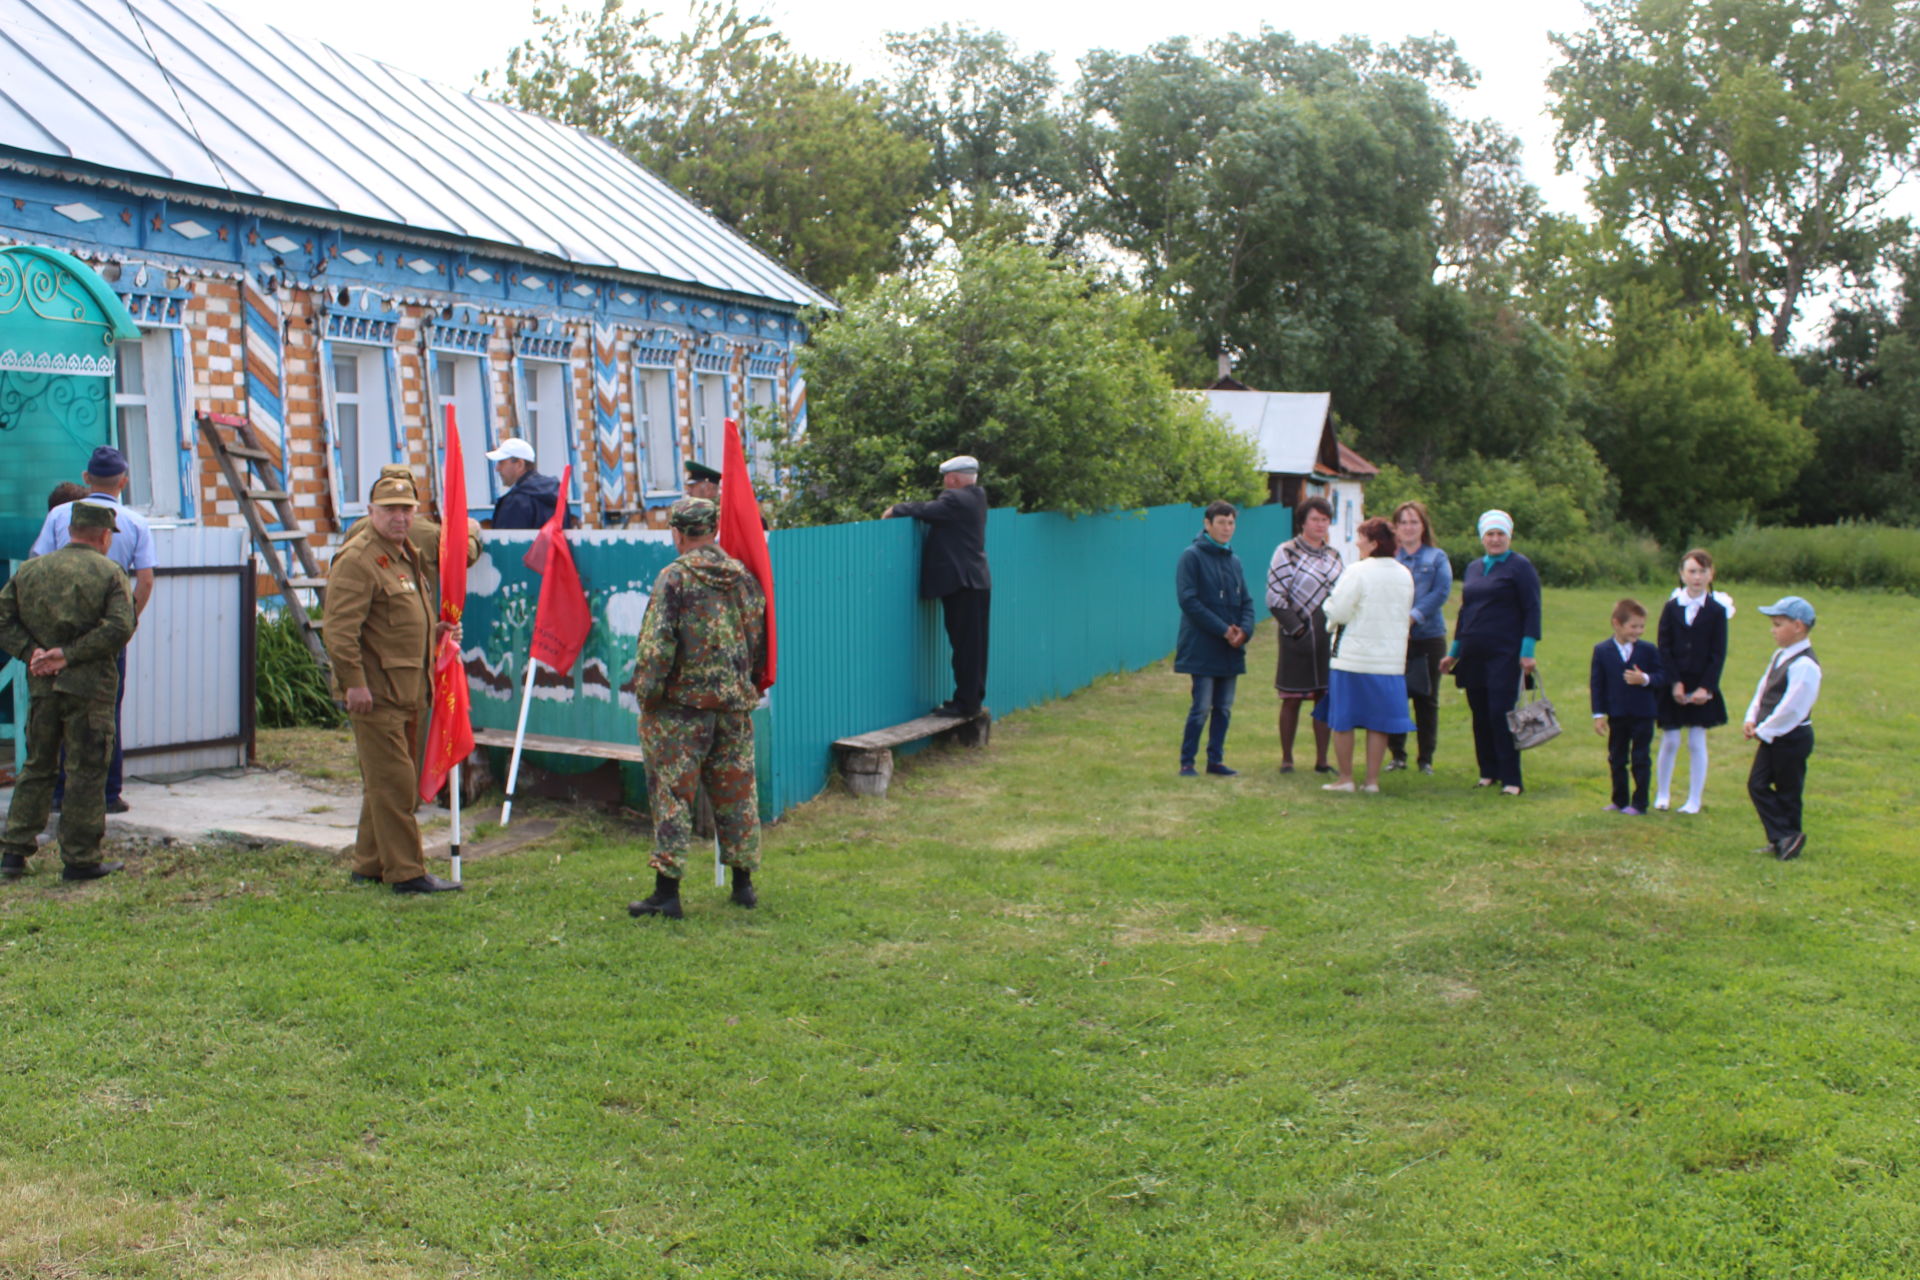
top-left (1175, 501), bottom-right (1257, 776)
top-left (1438, 509), bottom-right (1542, 794)
top-left (1385, 501), bottom-right (1452, 774)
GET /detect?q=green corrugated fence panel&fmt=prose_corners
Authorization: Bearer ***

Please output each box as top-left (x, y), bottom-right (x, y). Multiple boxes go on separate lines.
top-left (461, 502), bottom-right (1291, 820)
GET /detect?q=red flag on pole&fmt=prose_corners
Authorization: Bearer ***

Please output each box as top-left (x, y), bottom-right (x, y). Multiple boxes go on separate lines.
top-left (420, 405), bottom-right (474, 801)
top-left (718, 418), bottom-right (776, 691)
top-left (524, 464), bottom-right (591, 676)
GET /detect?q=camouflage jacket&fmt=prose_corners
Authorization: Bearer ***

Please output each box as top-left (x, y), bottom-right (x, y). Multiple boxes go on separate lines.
top-left (0, 545), bottom-right (137, 702)
top-left (632, 544), bottom-right (766, 711)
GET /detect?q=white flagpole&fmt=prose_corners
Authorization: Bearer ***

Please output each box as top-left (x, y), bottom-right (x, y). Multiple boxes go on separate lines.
top-left (449, 763), bottom-right (463, 884)
top-left (501, 654), bottom-right (539, 827)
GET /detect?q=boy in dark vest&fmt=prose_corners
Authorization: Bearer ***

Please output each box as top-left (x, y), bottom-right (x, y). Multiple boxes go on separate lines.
top-left (1742, 596), bottom-right (1822, 861)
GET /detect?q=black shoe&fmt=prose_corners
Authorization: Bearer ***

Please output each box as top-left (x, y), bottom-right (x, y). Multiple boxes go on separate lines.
top-left (730, 867), bottom-right (757, 909)
top-left (1178, 764), bottom-right (1198, 777)
top-left (1314, 764), bottom-right (1338, 775)
top-left (629, 872), bottom-right (684, 919)
top-left (1, 853), bottom-right (28, 880)
top-left (391, 874), bottom-right (461, 893)
top-left (933, 701), bottom-right (964, 717)
top-left (61, 861), bottom-right (124, 882)
top-left (1206, 763), bottom-right (1239, 776)
top-left (350, 872), bottom-right (382, 885)
top-left (105, 797), bottom-right (130, 815)
top-left (1775, 832), bottom-right (1806, 861)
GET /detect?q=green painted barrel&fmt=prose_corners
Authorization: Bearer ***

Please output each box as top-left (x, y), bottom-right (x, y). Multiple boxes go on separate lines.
top-left (0, 246), bottom-right (140, 561)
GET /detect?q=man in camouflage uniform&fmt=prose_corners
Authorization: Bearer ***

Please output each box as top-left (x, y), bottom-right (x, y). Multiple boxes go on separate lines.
top-left (629, 497), bottom-right (767, 919)
top-left (0, 502), bottom-right (137, 883)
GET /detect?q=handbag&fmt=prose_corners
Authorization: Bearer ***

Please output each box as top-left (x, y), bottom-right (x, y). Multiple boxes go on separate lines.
top-left (1506, 667), bottom-right (1562, 750)
top-left (1403, 640), bottom-right (1432, 698)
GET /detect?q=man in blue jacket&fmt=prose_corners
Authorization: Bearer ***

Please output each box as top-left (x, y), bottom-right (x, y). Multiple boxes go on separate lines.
top-left (1175, 501), bottom-right (1256, 776)
top-left (486, 438), bottom-right (569, 529)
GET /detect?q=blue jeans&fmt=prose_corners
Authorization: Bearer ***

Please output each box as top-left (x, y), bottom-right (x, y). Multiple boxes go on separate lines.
top-left (1181, 675), bottom-right (1237, 768)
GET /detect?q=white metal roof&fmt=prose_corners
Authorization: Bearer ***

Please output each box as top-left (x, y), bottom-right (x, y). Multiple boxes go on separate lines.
top-left (0, 0), bottom-right (832, 309)
top-left (1198, 390), bottom-right (1333, 475)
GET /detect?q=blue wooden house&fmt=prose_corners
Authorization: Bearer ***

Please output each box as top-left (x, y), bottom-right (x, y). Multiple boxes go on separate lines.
top-left (0, 0), bottom-right (830, 547)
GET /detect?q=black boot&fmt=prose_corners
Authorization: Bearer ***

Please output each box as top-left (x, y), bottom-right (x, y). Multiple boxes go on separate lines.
top-left (730, 866), bottom-right (757, 909)
top-left (629, 872), bottom-right (684, 919)
top-left (1, 853), bottom-right (29, 880)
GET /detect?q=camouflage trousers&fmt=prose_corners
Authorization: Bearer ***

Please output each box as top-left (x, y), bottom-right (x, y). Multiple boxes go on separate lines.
top-left (640, 704), bottom-right (759, 878)
top-left (1, 688), bottom-right (115, 869)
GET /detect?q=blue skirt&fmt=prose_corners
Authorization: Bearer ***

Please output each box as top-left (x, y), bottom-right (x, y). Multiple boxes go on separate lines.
top-left (1314, 669), bottom-right (1417, 733)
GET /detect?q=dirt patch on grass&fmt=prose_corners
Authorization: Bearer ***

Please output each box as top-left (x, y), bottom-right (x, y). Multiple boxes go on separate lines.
top-left (1114, 910), bottom-right (1270, 947)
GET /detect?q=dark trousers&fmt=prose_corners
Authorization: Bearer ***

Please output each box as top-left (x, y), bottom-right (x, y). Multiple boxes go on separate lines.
top-left (1465, 683), bottom-right (1523, 788)
top-left (1387, 634), bottom-right (1446, 765)
top-left (1181, 674), bottom-right (1237, 768)
top-left (1607, 714), bottom-right (1655, 809)
top-left (54, 647), bottom-right (127, 806)
top-left (941, 587), bottom-right (991, 713)
top-left (1748, 724), bottom-right (1813, 845)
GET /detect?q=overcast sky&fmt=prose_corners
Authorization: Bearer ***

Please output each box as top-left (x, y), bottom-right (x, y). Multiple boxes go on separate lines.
top-left (211, 0), bottom-right (1601, 215)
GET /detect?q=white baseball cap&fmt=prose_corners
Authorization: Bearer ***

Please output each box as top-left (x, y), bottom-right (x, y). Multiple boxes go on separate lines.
top-left (485, 438), bottom-right (536, 463)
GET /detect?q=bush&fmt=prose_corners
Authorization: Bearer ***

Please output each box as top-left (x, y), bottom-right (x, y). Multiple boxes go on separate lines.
top-left (1711, 523), bottom-right (1920, 595)
top-left (1444, 529), bottom-right (1669, 589)
top-left (256, 608), bottom-right (342, 729)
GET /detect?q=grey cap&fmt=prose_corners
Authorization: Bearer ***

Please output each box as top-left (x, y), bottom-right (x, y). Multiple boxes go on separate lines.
top-left (938, 455), bottom-right (979, 475)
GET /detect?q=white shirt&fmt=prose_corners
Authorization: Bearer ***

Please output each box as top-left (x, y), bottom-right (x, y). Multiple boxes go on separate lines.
top-left (1744, 639), bottom-right (1821, 742)
top-left (1669, 586), bottom-right (1737, 626)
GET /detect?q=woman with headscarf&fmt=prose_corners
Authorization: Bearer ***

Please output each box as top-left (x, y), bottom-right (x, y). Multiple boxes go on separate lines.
top-left (1438, 509), bottom-right (1542, 795)
top-left (1266, 496), bottom-right (1343, 773)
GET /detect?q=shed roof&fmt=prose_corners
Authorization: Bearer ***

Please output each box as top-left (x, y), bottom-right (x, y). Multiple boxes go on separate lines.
top-left (1197, 390), bottom-right (1335, 476)
top-left (0, 0), bottom-right (832, 310)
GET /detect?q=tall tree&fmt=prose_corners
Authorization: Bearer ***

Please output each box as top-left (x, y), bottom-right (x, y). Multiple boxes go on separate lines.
top-left (1550, 0), bottom-right (1920, 350)
top-left (882, 25), bottom-right (1072, 254)
top-left (487, 1), bottom-right (926, 291)
top-left (775, 239), bottom-right (1263, 525)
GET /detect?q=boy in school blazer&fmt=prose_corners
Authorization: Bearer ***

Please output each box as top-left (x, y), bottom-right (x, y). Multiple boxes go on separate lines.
top-left (1590, 599), bottom-right (1664, 814)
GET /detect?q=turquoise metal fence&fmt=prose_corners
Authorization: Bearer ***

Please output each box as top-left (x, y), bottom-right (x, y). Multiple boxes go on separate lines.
top-left (461, 502), bottom-right (1290, 819)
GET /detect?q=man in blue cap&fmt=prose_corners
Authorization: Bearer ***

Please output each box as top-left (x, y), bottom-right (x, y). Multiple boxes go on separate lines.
top-left (29, 446), bottom-right (158, 814)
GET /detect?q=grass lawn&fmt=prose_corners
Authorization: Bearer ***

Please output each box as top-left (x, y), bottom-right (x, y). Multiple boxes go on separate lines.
top-left (2, 584), bottom-right (1916, 1278)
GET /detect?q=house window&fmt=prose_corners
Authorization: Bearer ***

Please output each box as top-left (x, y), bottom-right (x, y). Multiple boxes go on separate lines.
top-left (524, 360), bottom-right (572, 482)
top-left (635, 365), bottom-right (679, 493)
top-left (113, 332), bottom-right (183, 517)
top-left (695, 372), bottom-right (728, 467)
top-left (329, 345), bottom-right (393, 509)
top-left (434, 354), bottom-right (491, 503)
top-left (746, 375), bottom-right (782, 482)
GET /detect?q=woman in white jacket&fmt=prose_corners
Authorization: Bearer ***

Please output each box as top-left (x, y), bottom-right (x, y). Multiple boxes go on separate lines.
top-left (1316, 518), bottom-right (1418, 792)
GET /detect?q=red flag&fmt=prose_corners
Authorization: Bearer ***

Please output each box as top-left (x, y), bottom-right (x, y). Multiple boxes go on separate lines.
top-left (524, 464), bottom-right (591, 676)
top-left (421, 405), bottom-right (474, 801)
top-left (718, 418), bottom-right (776, 691)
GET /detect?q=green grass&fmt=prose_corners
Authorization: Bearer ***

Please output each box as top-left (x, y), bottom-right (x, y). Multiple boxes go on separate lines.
top-left (2, 585), bottom-right (1916, 1278)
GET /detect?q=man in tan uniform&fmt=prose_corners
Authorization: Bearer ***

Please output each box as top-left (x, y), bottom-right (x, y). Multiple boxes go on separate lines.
top-left (339, 463), bottom-right (482, 599)
top-left (325, 475), bottom-right (459, 893)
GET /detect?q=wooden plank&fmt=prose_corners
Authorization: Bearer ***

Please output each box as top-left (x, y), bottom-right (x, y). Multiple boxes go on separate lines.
top-left (263, 530), bottom-right (310, 542)
top-left (224, 445), bottom-right (273, 462)
top-left (471, 726), bottom-right (648, 764)
top-left (834, 710), bottom-right (981, 752)
top-left (244, 488), bottom-right (292, 502)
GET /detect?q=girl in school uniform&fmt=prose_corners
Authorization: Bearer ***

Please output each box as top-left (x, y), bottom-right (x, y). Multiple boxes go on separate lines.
top-left (1654, 549), bottom-right (1734, 813)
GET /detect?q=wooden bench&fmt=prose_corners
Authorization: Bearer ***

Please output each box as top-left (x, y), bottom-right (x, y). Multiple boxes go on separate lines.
top-left (470, 727), bottom-right (647, 763)
top-left (832, 709), bottom-right (992, 798)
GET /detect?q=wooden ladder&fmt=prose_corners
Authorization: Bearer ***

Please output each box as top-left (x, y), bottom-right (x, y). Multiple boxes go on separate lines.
top-left (195, 411), bottom-right (331, 677)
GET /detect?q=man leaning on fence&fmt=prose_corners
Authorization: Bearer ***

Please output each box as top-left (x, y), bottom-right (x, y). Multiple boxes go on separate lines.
top-left (885, 454), bottom-right (991, 717)
top-left (0, 501), bottom-right (138, 883)
top-left (629, 497), bottom-right (767, 921)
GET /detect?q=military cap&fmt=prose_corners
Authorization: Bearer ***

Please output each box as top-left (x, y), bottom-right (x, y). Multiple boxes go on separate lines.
top-left (369, 475), bottom-right (419, 507)
top-left (686, 460), bottom-right (722, 484)
top-left (70, 501), bottom-right (120, 533)
top-left (668, 496), bottom-right (719, 535)
top-left (86, 445), bottom-right (129, 478)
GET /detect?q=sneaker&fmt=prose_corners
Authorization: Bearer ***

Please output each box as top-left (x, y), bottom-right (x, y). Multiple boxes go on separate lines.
top-left (1384, 759), bottom-right (1408, 772)
top-left (1419, 763), bottom-right (1434, 776)
top-left (1205, 763), bottom-right (1238, 776)
top-left (1775, 832), bottom-right (1807, 861)
top-left (1178, 765), bottom-right (1198, 777)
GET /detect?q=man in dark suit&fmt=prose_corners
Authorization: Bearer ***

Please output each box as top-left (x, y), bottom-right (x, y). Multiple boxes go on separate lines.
top-left (1590, 598), bottom-right (1664, 814)
top-left (885, 455), bottom-right (991, 716)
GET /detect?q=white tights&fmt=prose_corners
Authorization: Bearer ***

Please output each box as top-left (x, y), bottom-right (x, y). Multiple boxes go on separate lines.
top-left (1656, 726), bottom-right (1710, 812)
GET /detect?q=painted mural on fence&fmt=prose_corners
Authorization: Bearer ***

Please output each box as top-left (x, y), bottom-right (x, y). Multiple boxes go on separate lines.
top-left (461, 529), bottom-right (680, 744)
